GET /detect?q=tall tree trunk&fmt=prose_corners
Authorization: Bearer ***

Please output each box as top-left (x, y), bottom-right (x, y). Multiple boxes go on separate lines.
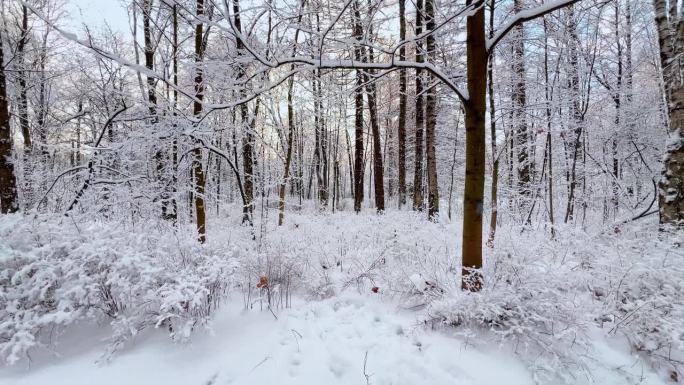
top-left (461, 0), bottom-right (487, 291)
top-left (512, 0), bottom-right (530, 200)
top-left (564, 5), bottom-right (582, 223)
top-left (543, 18), bottom-right (555, 238)
top-left (413, 0), bottom-right (425, 211)
top-left (193, 0), bottom-right (207, 242)
top-left (625, 0), bottom-right (638, 199)
top-left (169, 2), bottom-right (179, 223)
top-left (397, 0), bottom-right (407, 208)
top-left (487, 0), bottom-right (498, 246)
top-left (36, 27), bottom-right (49, 162)
top-left (143, 0), bottom-right (157, 118)
top-left (353, 0), bottom-right (365, 213)
top-left (346, 127), bottom-right (355, 200)
top-left (234, 0), bottom-right (254, 224)
top-left (424, 0), bottom-right (439, 219)
top-left (612, 1), bottom-right (622, 218)
top-left (17, 5), bottom-right (31, 151)
top-left (142, 0), bottom-right (167, 220)
top-left (278, 5), bottom-right (304, 224)
top-left (314, 70), bottom-right (329, 207)
top-left (363, 12), bottom-right (385, 213)
top-left (0, 30), bottom-right (19, 213)
top-left (653, 0), bottom-right (684, 226)
top-left (278, 83), bottom-right (295, 225)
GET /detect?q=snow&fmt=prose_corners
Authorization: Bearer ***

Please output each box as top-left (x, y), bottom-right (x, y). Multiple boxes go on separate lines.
top-left (0, 294), bottom-right (532, 385)
top-left (0, 210), bottom-right (680, 384)
top-left (1, 294), bottom-right (670, 385)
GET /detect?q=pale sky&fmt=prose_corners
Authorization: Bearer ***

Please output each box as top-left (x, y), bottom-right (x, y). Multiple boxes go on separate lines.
top-left (65, 0), bottom-right (130, 34)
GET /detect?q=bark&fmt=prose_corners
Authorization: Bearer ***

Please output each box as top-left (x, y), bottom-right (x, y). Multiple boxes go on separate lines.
top-left (353, 1), bottom-right (365, 213)
top-left (0, 30), bottom-right (19, 213)
top-left (36, 28), bottom-right (49, 160)
top-left (397, 0), bottom-right (407, 208)
top-left (345, 126), bottom-right (355, 200)
top-left (487, 0), bottom-right (498, 246)
top-left (193, 0), bottom-right (207, 242)
top-left (142, 0), bottom-right (169, 220)
top-left (512, 0), bottom-right (530, 198)
top-left (447, 111), bottom-right (461, 220)
top-left (424, 0), bottom-right (439, 219)
top-left (653, 0), bottom-right (684, 226)
top-left (169, 2), bottom-right (179, 223)
top-left (612, 1), bottom-right (622, 218)
top-left (17, 6), bottom-right (31, 151)
top-left (234, 0), bottom-right (254, 224)
top-left (278, 85), bottom-right (295, 225)
top-left (543, 18), bottom-right (555, 238)
top-left (314, 70), bottom-right (329, 207)
top-left (278, 5), bottom-right (304, 225)
top-left (461, 0), bottom-right (487, 291)
top-left (363, 12), bottom-right (385, 213)
top-left (564, 5), bottom-right (583, 223)
top-left (143, 0), bottom-right (157, 118)
top-left (413, 0), bottom-right (425, 211)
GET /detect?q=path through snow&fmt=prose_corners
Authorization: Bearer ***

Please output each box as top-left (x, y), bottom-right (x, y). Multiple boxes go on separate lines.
top-left (1, 294), bottom-right (534, 385)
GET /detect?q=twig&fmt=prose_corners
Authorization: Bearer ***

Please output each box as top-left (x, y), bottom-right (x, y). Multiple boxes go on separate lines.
top-left (268, 305), bottom-right (278, 320)
top-left (363, 351), bottom-right (372, 385)
top-left (249, 356), bottom-right (272, 373)
top-left (291, 329), bottom-right (302, 352)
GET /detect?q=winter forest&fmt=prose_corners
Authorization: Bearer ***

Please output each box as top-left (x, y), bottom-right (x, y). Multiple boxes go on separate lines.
top-left (0, 0), bottom-right (683, 383)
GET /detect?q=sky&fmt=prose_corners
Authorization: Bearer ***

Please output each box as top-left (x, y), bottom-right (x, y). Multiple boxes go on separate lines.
top-left (65, 0), bottom-right (131, 35)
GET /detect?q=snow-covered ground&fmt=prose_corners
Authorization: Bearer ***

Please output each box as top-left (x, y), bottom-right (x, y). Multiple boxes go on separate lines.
top-left (1, 209), bottom-right (681, 384)
top-left (1, 292), bottom-right (667, 385)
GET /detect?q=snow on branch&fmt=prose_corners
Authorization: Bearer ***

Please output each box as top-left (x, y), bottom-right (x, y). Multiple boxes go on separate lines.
top-left (487, 0), bottom-right (582, 52)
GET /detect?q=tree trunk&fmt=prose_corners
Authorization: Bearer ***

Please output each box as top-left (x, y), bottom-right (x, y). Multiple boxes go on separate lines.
top-left (17, 5), bottom-right (31, 151)
top-left (353, 1), bottom-right (365, 213)
top-left (487, 0), bottom-right (498, 246)
top-left (314, 70), bottom-right (329, 207)
top-left (461, 0), bottom-right (487, 291)
top-left (612, 2), bottom-right (622, 218)
top-left (397, 0), bottom-right (407, 208)
top-left (0, 30), bottom-right (19, 213)
top-left (564, 5), bottom-right (582, 223)
top-left (512, 0), bottom-right (530, 200)
top-left (543, 18), bottom-right (555, 238)
top-left (425, 0), bottom-right (439, 220)
top-left (234, 0), bottom-right (254, 224)
top-left (413, 0), bottom-right (425, 211)
top-left (193, 0), bottom-right (207, 242)
top-left (278, 9), bottom-right (303, 225)
top-left (363, 17), bottom-right (385, 213)
top-left (169, 2), bottom-right (179, 223)
top-left (653, 0), bottom-right (684, 226)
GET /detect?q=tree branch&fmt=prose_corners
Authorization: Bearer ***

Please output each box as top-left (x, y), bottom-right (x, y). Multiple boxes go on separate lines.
top-left (487, 0), bottom-right (582, 52)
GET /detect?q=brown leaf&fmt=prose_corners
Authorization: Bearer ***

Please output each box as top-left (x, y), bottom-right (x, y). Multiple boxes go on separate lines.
top-left (256, 276), bottom-right (268, 288)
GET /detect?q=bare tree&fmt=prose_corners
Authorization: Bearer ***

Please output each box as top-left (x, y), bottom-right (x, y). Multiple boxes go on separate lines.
top-left (193, 0), bottom-right (207, 242)
top-left (397, 0), bottom-right (407, 208)
top-left (353, 0), bottom-right (365, 213)
top-left (424, 0), bottom-right (438, 219)
top-left (413, 0), bottom-right (425, 211)
top-left (0, 28), bottom-right (19, 214)
top-left (653, 0), bottom-right (684, 226)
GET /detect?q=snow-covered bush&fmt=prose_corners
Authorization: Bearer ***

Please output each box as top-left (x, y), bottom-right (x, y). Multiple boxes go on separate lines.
top-left (593, 225), bottom-right (684, 376)
top-left (426, 252), bottom-right (593, 383)
top-left (424, 222), bottom-right (684, 383)
top-left (0, 214), bottom-right (239, 364)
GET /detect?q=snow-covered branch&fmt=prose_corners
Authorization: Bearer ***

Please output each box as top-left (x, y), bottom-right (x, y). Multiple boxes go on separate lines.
top-left (487, 0), bottom-right (582, 52)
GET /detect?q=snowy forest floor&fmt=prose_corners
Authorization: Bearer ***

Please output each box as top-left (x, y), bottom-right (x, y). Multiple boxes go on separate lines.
top-left (1, 207), bottom-right (682, 384)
